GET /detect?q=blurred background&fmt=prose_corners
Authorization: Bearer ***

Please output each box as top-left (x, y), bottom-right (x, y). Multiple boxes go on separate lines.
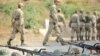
top-left (0, 0), bottom-right (100, 45)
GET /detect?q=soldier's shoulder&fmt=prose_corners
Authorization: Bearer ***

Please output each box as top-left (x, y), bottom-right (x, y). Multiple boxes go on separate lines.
top-left (72, 14), bottom-right (79, 17)
top-left (58, 13), bottom-right (64, 17)
top-left (50, 4), bottom-right (56, 8)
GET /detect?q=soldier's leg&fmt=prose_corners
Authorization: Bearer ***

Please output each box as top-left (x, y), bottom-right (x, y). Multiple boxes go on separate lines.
top-left (86, 27), bottom-right (91, 41)
top-left (85, 31), bottom-right (88, 41)
top-left (92, 28), bottom-right (94, 40)
top-left (97, 30), bottom-right (99, 41)
top-left (76, 26), bottom-right (80, 41)
top-left (19, 25), bottom-right (25, 46)
top-left (98, 30), bottom-right (100, 41)
top-left (92, 28), bottom-right (97, 40)
top-left (80, 27), bottom-right (84, 41)
top-left (43, 23), bottom-right (54, 45)
top-left (71, 28), bottom-right (75, 41)
top-left (76, 30), bottom-right (80, 41)
top-left (87, 31), bottom-right (91, 41)
top-left (82, 27), bottom-right (85, 41)
top-left (55, 25), bottom-right (65, 45)
top-left (7, 28), bottom-right (17, 46)
top-left (55, 25), bottom-right (62, 42)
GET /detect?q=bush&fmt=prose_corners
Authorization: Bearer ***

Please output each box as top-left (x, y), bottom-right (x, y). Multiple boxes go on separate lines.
top-left (60, 3), bottom-right (80, 18)
top-left (0, 3), bottom-right (16, 15)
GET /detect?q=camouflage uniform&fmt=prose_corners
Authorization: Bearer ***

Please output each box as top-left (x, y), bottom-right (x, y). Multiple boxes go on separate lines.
top-left (55, 9), bottom-right (66, 42)
top-left (79, 12), bottom-right (85, 41)
top-left (69, 12), bottom-right (80, 41)
top-left (91, 14), bottom-right (97, 40)
top-left (43, 4), bottom-right (64, 45)
top-left (84, 12), bottom-right (92, 41)
top-left (7, 8), bottom-right (24, 46)
top-left (96, 16), bottom-right (100, 41)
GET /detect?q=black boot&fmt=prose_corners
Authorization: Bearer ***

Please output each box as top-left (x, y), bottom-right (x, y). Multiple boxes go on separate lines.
top-left (71, 36), bottom-right (74, 41)
top-left (60, 39), bottom-right (66, 46)
top-left (7, 39), bottom-right (12, 46)
top-left (21, 40), bottom-right (25, 46)
top-left (92, 36), bottom-right (95, 40)
top-left (56, 37), bottom-right (59, 42)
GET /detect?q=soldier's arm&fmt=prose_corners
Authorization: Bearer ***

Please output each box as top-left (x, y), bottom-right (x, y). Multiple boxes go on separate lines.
top-left (11, 11), bottom-right (16, 26)
top-left (69, 16), bottom-right (72, 27)
top-left (19, 10), bottom-right (24, 26)
top-left (61, 14), bottom-right (67, 27)
top-left (77, 16), bottom-right (80, 26)
top-left (50, 5), bottom-right (58, 23)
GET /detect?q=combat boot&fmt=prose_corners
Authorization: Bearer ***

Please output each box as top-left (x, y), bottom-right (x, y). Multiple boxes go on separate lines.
top-left (56, 37), bottom-right (59, 42)
top-left (71, 36), bottom-right (74, 41)
top-left (60, 39), bottom-right (66, 46)
top-left (43, 42), bottom-right (47, 46)
top-left (21, 40), bottom-right (26, 46)
top-left (7, 39), bottom-right (12, 46)
top-left (92, 36), bottom-right (95, 40)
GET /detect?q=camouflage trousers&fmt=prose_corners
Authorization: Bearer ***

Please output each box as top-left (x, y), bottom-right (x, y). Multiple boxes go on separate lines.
top-left (91, 27), bottom-right (97, 40)
top-left (97, 30), bottom-right (100, 41)
top-left (79, 23), bottom-right (85, 41)
top-left (9, 21), bottom-right (24, 41)
top-left (43, 22), bottom-right (64, 43)
top-left (71, 27), bottom-right (80, 41)
top-left (84, 24), bottom-right (92, 41)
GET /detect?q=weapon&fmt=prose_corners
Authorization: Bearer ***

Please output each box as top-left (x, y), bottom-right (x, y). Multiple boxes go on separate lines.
top-left (67, 41), bottom-right (100, 54)
top-left (0, 45), bottom-right (46, 56)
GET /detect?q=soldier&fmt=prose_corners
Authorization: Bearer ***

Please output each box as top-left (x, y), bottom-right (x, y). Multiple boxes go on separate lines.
top-left (7, 3), bottom-right (25, 46)
top-left (69, 10), bottom-right (80, 41)
top-left (84, 12), bottom-right (92, 41)
top-left (55, 8), bottom-right (67, 42)
top-left (78, 10), bottom-right (85, 41)
top-left (96, 13), bottom-right (100, 41)
top-left (43, 0), bottom-right (65, 46)
top-left (91, 12), bottom-right (97, 40)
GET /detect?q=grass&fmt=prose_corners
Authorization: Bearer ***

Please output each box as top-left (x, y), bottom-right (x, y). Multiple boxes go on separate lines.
top-left (0, 0), bottom-right (100, 38)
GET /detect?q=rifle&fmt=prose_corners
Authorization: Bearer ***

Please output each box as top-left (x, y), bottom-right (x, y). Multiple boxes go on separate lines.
top-left (0, 45), bottom-right (46, 56)
top-left (67, 41), bottom-right (100, 54)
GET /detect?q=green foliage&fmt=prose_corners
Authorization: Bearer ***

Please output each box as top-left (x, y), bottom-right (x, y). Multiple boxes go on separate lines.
top-left (0, 1), bottom-right (100, 29)
top-left (0, 3), bottom-right (16, 15)
top-left (44, 0), bottom-right (53, 8)
top-left (24, 3), bottom-right (46, 29)
top-left (60, 3), bottom-right (80, 18)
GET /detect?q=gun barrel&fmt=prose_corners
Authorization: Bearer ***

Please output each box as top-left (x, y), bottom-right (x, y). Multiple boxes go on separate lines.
top-left (0, 45), bottom-right (46, 55)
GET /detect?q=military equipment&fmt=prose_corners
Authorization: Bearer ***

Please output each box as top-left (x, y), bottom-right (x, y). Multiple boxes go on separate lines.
top-left (67, 41), bottom-right (100, 53)
top-left (0, 45), bottom-right (46, 56)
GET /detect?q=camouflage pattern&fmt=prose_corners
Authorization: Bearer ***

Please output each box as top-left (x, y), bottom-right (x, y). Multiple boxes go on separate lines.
top-left (84, 12), bottom-right (92, 41)
top-left (55, 9), bottom-right (66, 42)
top-left (8, 8), bottom-right (24, 46)
top-left (91, 13), bottom-right (97, 40)
top-left (96, 16), bottom-right (100, 41)
top-left (43, 4), bottom-right (64, 45)
top-left (69, 12), bottom-right (80, 41)
top-left (79, 11), bottom-right (85, 41)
